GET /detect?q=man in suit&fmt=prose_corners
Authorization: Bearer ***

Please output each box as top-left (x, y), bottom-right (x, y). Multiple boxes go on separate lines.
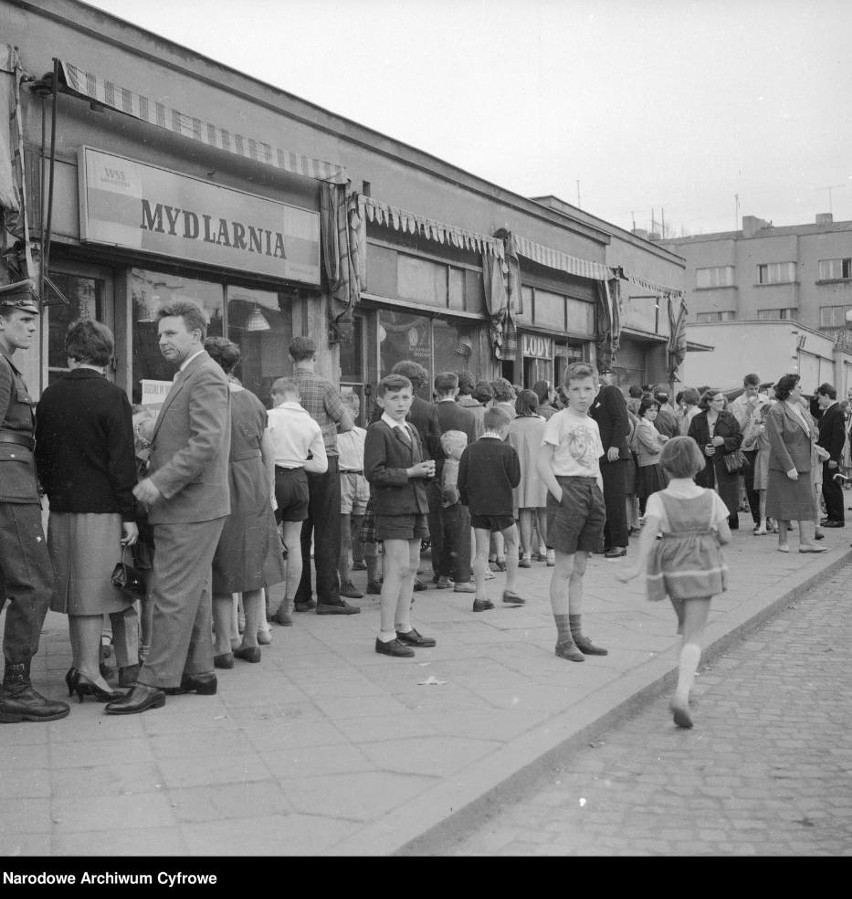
top-left (589, 366), bottom-right (630, 558)
top-left (106, 301), bottom-right (231, 714)
top-left (730, 373), bottom-right (770, 527)
top-left (432, 371), bottom-right (478, 592)
top-left (816, 382), bottom-right (845, 527)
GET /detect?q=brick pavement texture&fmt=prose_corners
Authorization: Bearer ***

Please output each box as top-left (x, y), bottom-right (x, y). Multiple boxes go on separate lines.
top-left (444, 568), bottom-right (852, 856)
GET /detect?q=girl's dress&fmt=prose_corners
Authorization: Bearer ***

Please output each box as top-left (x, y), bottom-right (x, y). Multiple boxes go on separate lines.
top-left (646, 488), bottom-right (729, 602)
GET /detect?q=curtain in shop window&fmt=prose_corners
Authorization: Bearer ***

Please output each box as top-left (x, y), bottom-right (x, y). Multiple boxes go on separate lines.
top-left (667, 291), bottom-right (688, 381)
top-left (325, 186), bottom-right (365, 343)
top-left (595, 276), bottom-right (622, 370)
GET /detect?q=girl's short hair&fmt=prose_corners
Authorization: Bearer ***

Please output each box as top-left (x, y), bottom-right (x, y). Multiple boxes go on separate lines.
top-left (660, 436), bottom-right (706, 478)
top-left (638, 397), bottom-right (660, 417)
top-left (774, 373), bottom-right (800, 402)
top-left (515, 389), bottom-right (539, 416)
top-left (65, 319), bottom-right (114, 366)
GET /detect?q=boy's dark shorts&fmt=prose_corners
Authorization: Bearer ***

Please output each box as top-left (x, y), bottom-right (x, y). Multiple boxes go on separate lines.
top-left (376, 513), bottom-right (429, 541)
top-left (275, 466), bottom-right (309, 522)
top-left (470, 513), bottom-right (516, 533)
top-left (546, 476), bottom-right (605, 555)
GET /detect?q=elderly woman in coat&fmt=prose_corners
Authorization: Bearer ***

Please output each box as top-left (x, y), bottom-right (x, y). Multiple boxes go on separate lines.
top-left (764, 373), bottom-right (827, 554)
top-left (687, 388), bottom-right (744, 529)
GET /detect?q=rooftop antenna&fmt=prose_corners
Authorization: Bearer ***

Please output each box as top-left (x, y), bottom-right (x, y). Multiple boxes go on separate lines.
top-left (734, 193), bottom-right (740, 230)
top-left (817, 184), bottom-right (844, 215)
top-left (576, 179), bottom-right (581, 207)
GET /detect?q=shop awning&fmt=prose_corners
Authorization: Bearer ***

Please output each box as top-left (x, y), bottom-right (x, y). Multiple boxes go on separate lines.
top-left (512, 234), bottom-right (611, 282)
top-left (55, 60), bottom-right (348, 185)
top-left (362, 195), bottom-right (504, 257)
top-left (621, 270), bottom-right (683, 299)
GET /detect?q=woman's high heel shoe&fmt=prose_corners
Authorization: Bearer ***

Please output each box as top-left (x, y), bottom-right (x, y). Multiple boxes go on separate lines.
top-left (65, 667), bottom-right (80, 697)
top-left (74, 673), bottom-right (123, 703)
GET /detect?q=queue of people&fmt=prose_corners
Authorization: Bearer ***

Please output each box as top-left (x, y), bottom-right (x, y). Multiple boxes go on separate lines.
top-left (0, 283), bottom-right (845, 726)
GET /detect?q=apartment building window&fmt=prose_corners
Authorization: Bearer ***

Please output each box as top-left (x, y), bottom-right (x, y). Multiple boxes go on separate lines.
top-left (757, 262), bottom-right (796, 285)
top-left (818, 258), bottom-right (852, 281)
top-left (756, 308), bottom-right (795, 320)
top-left (695, 311), bottom-right (736, 322)
top-left (819, 305), bottom-right (852, 328)
top-left (696, 266), bottom-right (735, 288)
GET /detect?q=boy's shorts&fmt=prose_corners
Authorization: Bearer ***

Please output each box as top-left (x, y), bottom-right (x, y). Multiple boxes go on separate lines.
top-left (470, 513), bottom-right (516, 533)
top-left (340, 471), bottom-right (370, 515)
top-left (275, 466), bottom-right (309, 522)
top-left (376, 513), bottom-right (429, 541)
top-left (546, 476), bottom-right (605, 555)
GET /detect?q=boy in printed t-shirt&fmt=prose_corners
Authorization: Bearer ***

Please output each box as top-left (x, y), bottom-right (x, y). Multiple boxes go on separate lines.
top-left (537, 362), bottom-right (609, 662)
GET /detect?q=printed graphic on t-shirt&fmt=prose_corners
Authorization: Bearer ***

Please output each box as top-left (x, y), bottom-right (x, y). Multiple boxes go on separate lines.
top-left (565, 423), bottom-right (601, 468)
top-left (543, 411), bottom-right (603, 477)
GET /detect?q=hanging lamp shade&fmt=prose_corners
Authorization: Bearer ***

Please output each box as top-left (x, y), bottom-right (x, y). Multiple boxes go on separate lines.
top-left (246, 305), bottom-right (271, 332)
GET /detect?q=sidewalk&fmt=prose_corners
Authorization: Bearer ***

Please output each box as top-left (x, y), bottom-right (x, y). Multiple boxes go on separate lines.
top-left (2, 518), bottom-right (849, 857)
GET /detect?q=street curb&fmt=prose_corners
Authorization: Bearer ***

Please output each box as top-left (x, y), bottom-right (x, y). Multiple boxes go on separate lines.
top-left (391, 548), bottom-right (852, 856)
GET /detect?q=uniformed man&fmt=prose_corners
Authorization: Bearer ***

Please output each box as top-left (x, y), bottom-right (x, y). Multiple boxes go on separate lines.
top-left (0, 280), bottom-right (70, 723)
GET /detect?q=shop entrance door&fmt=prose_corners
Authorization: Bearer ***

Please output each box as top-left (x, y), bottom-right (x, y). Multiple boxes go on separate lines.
top-left (46, 263), bottom-right (115, 388)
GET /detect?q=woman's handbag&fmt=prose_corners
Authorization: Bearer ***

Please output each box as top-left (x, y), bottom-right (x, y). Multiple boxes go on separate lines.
top-left (111, 545), bottom-right (147, 598)
top-left (722, 448), bottom-right (748, 474)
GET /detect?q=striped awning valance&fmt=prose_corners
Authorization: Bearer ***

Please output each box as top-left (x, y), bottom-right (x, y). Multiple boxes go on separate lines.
top-left (624, 271), bottom-right (683, 297)
top-left (57, 61), bottom-right (348, 185)
top-left (512, 234), bottom-right (611, 282)
top-left (363, 196), bottom-right (504, 258)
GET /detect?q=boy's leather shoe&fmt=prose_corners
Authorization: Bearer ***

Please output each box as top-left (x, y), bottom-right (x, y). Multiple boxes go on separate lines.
top-left (395, 628), bottom-right (436, 647)
top-left (472, 599), bottom-right (494, 612)
top-left (375, 638), bottom-right (415, 658)
top-left (316, 600), bottom-right (360, 615)
top-left (604, 547), bottom-right (627, 559)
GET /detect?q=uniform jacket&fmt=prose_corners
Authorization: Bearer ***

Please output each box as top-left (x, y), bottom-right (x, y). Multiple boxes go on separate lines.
top-left (590, 384), bottom-right (630, 459)
top-left (364, 419), bottom-right (430, 516)
top-left (146, 351), bottom-right (231, 524)
top-left (0, 347), bottom-right (39, 503)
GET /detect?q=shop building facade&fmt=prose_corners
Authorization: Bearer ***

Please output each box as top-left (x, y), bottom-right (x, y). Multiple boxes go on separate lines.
top-left (1, 0), bottom-right (688, 420)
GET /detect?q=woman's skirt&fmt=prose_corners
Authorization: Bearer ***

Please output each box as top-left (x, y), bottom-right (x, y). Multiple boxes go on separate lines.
top-left (624, 453), bottom-right (638, 496)
top-left (48, 512), bottom-right (131, 616)
top-left (765, 469), bottom-right (815, 521)
top-left (637, 463), bottom-right (667, 500)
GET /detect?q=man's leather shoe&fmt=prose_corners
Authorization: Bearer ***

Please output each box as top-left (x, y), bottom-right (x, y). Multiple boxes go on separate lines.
top-left (104, 683), bottom-right (166, 715)
top-left (604, 547), bottom-right (627, 559)
top-left (375, 637), bottom-right (415, 658)
top-left (294, 599), bottom-right (316, 612)
top-left (339, 580), bottom-right (364, 598)
top-left (316, 600), bottom-right (360, 615)
top-left (821, 520), bottom-right (844, 528)
top-left (395, 628), bottom-right (436, 647)
top-left (163, 672), bottom-right (218, 696)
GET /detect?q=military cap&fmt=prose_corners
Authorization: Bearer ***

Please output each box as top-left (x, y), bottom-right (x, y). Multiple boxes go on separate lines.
top-left (0, 279), bottom-right (40, 314)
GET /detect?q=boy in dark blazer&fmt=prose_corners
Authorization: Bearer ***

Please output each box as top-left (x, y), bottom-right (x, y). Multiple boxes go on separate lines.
top-left (816, 382), bottom-right (845, 527)
top-left (458, 406), bottom-right (526, 612)
top-left (364, 374), bottom-right (436, 658)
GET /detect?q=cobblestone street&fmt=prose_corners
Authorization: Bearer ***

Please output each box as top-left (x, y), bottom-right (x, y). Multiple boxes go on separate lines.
top-left (444, 568), bottom-right (852, 856)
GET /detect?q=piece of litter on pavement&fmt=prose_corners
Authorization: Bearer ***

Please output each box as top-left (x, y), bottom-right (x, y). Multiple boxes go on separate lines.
top-left (579, 798), bottom-right (586, 807)
top-left (417, 662), bottom-right (431, 667)
top-left (417, 675), bottom-right (447, 686)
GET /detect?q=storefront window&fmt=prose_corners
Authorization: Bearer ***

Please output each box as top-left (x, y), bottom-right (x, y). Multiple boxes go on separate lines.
top-left (227, 287), bottom-right (292, 407)
top-left (46, 274), bottom-right (105, 384)
top-left (432, 317), bottom-right (482, 384)
top-left (378, 309), bottom-right (432, 397)
top-left (130, 269), bottom-right (223, 405)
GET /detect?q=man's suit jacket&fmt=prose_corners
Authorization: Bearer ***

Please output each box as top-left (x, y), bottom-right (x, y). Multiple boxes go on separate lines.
top-left (590, 384), bottom-right (630, 459)
top-left (765, 402), bottom-right (814, 474)
top-left (817, 402), bottom-right (846, 462)
top-left (147, 350), bottom-right (231, 524)
top-left (364, 419), bottom-right (430, 516)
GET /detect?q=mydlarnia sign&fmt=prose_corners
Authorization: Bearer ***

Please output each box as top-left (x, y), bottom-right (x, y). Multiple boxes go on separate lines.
top-left (78, 147), bottom-right (320, 284)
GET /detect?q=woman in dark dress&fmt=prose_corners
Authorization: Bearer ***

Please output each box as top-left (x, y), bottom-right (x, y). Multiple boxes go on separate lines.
top-left (687, 389), bottom-right (744, 529)
top-left (206, 338), bottom-right (286, 667)
top-left (35, 320), bottom-right (138, 701)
